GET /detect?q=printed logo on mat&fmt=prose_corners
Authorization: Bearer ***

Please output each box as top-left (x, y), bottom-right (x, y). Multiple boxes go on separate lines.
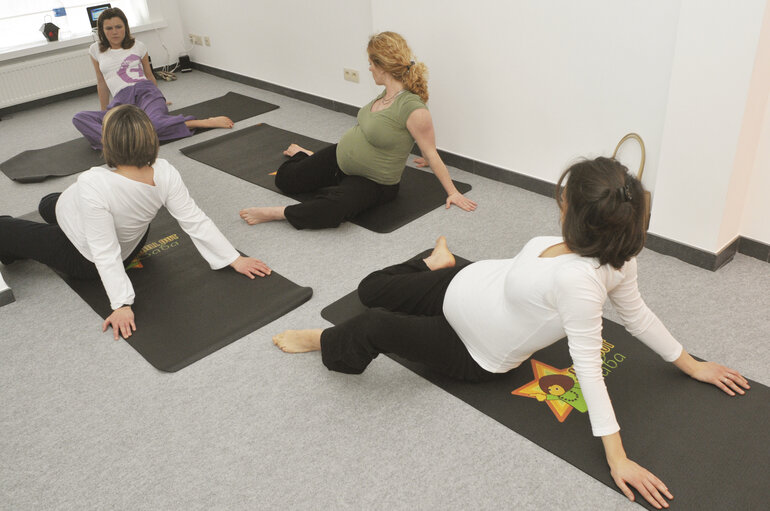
top-left (126, 233), bottom-right (181, 270)
top-left (511, 339), bottom-right (626, 423)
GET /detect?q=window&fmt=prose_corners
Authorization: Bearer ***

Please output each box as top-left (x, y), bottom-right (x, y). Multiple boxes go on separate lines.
top-left (0, 0), bottom-right (150, 51)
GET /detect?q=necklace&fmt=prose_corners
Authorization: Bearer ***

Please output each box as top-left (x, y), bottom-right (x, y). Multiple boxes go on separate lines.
top-left (381, 89), bottom-right (406, 105)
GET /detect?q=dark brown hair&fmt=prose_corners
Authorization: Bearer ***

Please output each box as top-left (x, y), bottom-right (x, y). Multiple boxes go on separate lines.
top-left (538, 374), bottom-right (575, 394)
top-left (97, 7), bottom-right (135, 52)
top-left (556, 157), bottom-right (647, 269)
top-left (102, 105), bottom-right (158, 168)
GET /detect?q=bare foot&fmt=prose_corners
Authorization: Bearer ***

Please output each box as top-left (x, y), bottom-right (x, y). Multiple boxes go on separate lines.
top-left (423, 236), bottom-right (455, 270)
top-left (283, 143), bottom-right (314, 157)
top-left (185, 116), bottom-right (234, 130)
top-left (208, 116), bottom-right (234, 128)
top-left (239, 206), bottom-right (286, 225)
top-left (273, 329), bottom-right (323, 353)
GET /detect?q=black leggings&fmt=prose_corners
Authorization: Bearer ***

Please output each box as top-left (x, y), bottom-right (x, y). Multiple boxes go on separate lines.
top-left (275, 144), bottom-right (399, 230)
top-left (0, 193), bottom-right (147, 279)
top-left (320, 256), bottom-right (499, 382)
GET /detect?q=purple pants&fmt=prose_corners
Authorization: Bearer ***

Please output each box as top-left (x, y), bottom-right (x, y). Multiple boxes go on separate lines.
top-left (72, 80), bottom-right (195, 150)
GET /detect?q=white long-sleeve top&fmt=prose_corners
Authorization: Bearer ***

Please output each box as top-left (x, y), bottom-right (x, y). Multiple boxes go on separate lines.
top-left (442, 236), bottom-right (683, 437)
top-left (56, 159), bottom-right (239, 310)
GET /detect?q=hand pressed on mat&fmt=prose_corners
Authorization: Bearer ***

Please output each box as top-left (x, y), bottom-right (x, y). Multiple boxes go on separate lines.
top-left (673, 351), bottom-right (751, 396)
top-left (603, 432), bottom-right (673, 509)
top-left (103, 305), bottom-right (135, 340)
top-left (230, 255), bottom-right (271, 279)
top-left (408, 108), bottom-right (477, 214)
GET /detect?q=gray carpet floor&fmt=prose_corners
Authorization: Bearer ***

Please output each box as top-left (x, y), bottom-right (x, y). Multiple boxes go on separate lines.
top-left (1, 71), bottom-right (768, 511)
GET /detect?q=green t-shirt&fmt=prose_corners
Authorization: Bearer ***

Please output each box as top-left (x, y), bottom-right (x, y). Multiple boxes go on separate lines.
top-left (336, 90), bottom-right (427, 185)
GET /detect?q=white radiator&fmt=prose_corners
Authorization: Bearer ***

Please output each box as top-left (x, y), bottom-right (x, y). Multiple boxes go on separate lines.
top-left (0, 48), bottom-right (96, 109)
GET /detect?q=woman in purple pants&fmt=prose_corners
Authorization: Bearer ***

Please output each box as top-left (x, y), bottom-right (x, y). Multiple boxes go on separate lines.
top-left (73, 7), bottom-right (233, 150)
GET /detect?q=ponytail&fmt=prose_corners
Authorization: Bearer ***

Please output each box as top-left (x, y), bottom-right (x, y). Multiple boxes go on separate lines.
top-left (556, 157), bottom-right (647, 269)
top-left (368, 31), bottom-right (429, 103)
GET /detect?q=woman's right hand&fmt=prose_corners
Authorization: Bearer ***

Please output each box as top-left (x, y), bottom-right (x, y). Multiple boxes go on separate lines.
top-left (230, 255), bottom-right (271, 279)
top-left (602, 432), bottom-right (672, 508)
top-left (102, 306), bottom-right (136, 340)
top-left (609, 456), bottom-right (673, 509)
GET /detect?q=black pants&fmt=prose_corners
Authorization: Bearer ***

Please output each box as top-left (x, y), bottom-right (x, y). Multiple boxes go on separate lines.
top-left (275, 144), bottom-right (400, 230)
top-left (320, 257), bottom-right (499, 382)
top-left (0, 193), bottom-right (147, 279)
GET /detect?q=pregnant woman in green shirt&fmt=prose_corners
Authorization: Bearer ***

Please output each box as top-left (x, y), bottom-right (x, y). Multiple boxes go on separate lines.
top-left (239, 31), bottom-right (476, 230)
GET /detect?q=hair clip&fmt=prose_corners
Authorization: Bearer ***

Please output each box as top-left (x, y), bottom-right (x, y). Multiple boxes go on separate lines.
top-left (618, 184), bottom-right (632, 202)
top-left (406, 60), bottom-right (414, 71)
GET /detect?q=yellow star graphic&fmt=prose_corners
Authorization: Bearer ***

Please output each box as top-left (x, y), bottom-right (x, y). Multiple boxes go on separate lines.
top-left (512, 359), bottom-right (577, 423)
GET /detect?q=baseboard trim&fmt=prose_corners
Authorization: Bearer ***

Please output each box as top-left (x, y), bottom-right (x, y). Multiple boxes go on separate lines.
top-left (191, 62), bottom-right (770, 271)
top-left (0, 86), bottom-right (96, 118)
top-left (644, 235), bottom-right (739, 271)
top-left (737, 236), bottom-right (770, 263)
top-left (190, 62), bottom-right (360, 117)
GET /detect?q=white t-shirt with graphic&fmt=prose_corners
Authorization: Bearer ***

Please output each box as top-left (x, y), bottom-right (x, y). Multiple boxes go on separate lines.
top-left (89, 40), bottom-right (150, 97)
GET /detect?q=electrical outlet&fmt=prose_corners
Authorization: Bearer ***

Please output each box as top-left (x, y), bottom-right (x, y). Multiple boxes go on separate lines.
top-left (204, 36), bottom-right (211, 46)
top-left (189, 34), bottom-right (203, 45)
top-left (343, 68), bottom-right (359, 83)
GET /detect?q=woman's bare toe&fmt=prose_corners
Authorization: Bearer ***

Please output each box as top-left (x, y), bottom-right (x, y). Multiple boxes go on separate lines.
top-left (210, 116), bottom-right (234, 128)
top-left (273, 329), bottom-right (323, 353)
top-left (423, 236), bottom-right (455, 270)
top-left (239, 207), bottom-right (285, 225)
top-left (282, 143), bottom-right (313, 157)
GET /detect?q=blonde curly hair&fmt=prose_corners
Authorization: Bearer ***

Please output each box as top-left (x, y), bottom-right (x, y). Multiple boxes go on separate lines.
top-left (367, 31), bottom-right (428, 103)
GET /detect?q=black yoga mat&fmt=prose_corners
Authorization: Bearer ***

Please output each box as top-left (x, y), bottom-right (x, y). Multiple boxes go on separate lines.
top-left (1, 92), bottom-right (278, 183)
top-left (180, 123), bottom-right (473, 233)
top-left (167, 91), bottom-right (278, 128)
top-left (320, 255), bottom-right (769, 510)
top-left (42, 208), bottom-right (310, 372)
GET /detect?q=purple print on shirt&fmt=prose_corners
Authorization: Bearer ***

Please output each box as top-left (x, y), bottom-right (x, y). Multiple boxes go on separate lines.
top-left (117, 54), bottom-right (146, 83)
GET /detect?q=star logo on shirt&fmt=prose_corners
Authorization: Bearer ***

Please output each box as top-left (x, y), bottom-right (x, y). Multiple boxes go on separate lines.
top-left (512, 359), bottom-right (587, 423)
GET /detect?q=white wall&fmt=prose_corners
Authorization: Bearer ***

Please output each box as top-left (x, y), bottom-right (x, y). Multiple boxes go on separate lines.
top-left (141, 0), bottom-right (187, 68)
top-left (652, 0), bottom-right (767, 252)
top-left (371, 0), bottom-right (681, 190)
top-left (177, 0), bottom-right (379, 106)
top-left (737, 1), bottom-right (770, 246)
top-left (170, 0), bottom-right (770, 252)
top-left (742, 87), bottom-right (770, 243)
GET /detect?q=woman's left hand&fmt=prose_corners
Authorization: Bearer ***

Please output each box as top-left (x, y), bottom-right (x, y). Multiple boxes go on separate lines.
top-left (690, 361), bottom-right (750, 396)
top-left (414, 157), bottom-right (428, 168)
top-left (230, 256), bottom-right (272, 279)
top-left (446, 192), bottom-right (478, 212)
top-left (102, 306), bottom-right (136, 341)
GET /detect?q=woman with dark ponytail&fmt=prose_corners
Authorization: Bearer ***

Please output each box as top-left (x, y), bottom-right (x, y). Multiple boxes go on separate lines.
top-left (556, 157), bottom-right (648, 269)
top-left (273, 156), bottom-right (749, 509)
top-left (239, 31), bottom-right (476, 230)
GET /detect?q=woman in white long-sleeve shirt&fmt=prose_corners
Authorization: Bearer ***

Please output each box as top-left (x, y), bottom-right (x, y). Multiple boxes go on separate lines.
top-left (272, 156), bottom-right (749, 510)
top-left (0, 105), bottom-right (271, 340)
